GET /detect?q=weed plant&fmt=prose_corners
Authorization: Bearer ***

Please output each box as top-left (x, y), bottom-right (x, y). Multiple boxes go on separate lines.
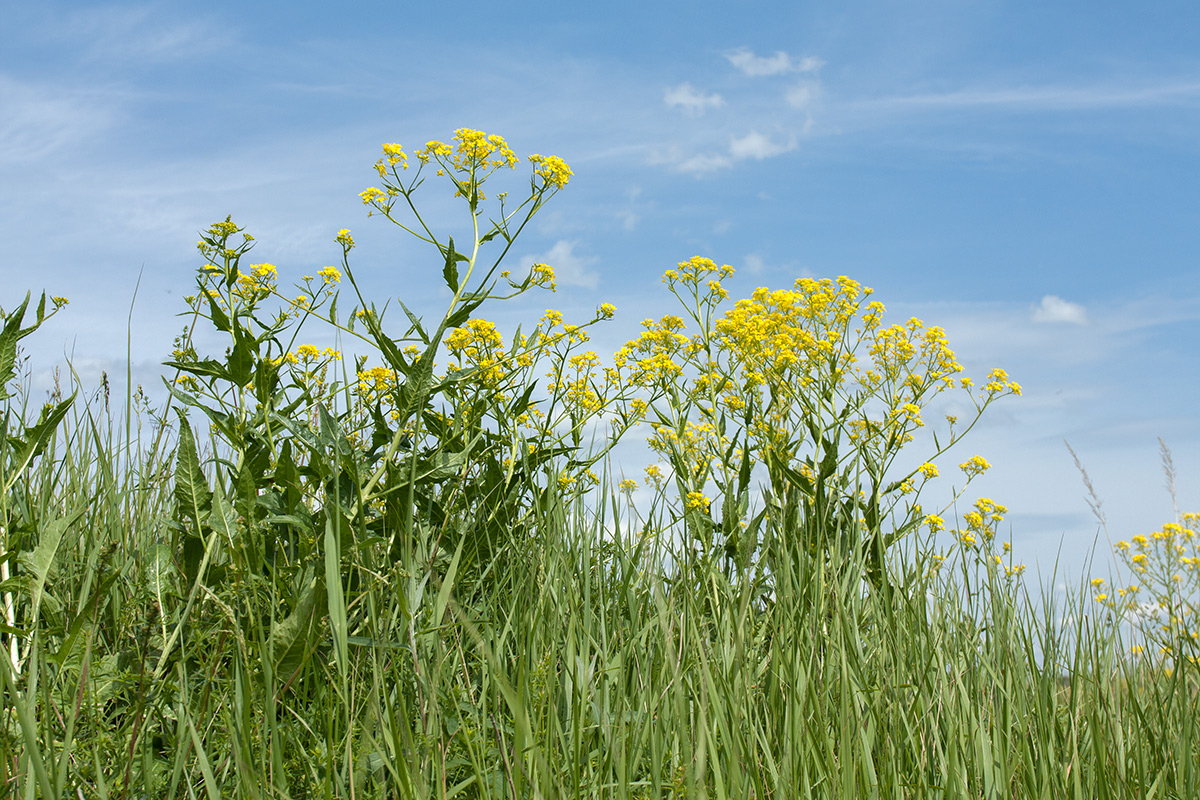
top-left (1, 130), bottom-right (1197, 798)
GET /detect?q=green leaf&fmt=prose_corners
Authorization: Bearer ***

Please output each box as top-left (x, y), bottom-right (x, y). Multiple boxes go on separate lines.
top-left (227, 335), bottom-right (254, 387)
top-left (17, 507), bottom-right (86, 627)
top-left (270, 570), bottom-right (326, 685)
top-left (204, 289), bottom-right (231, 332)
top-left (173, 409), bottom-right (212, 531)
top-left (207, 479), bottom-right (239, 544)
top-left (163, 358), bottom-right (234, 383)
top-left (3, 394), bottom-right (76, 495)
top-left (0, 292), bottom-right (33, 399)
top-left (442, 235), bottom-right (462, 292)
top-left (324, 512), bottom-right (349, 674)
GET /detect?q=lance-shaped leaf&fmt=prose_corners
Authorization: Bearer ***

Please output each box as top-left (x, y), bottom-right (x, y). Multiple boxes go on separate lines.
top-left (442, 236), bottom-right (469, 293)
top-left (173, 409), bottom-right (212, 532)
top-left (3, 395), bottom-right (75, 496)
top-left (18, 506), bottom-right (86, 628)
top-left (270, 570), bottom-right (327, 686)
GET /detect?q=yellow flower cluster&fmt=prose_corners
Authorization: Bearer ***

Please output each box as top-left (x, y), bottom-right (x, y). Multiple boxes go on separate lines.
top-left (1108, 514), bottom-right (1199, 641)
top-left (959, 455), bottom-right (991, 478)
top-left (444, 318), bottom-right (508, 387)
top-left (614, 314), bottom-right (696, 387)
top-left (417, 129), bottom-right (519, 173)
top-left (943, 497), bottom-right (1024, 578)
top-left (356, 365), bottom-right (396, 399)
top-left (283, 344), bottom-right (341, 364)
top-left (529, 153), bottom-right (573, 190)
top-left (235, 263), bottom-right (278, 301)
top-left (374, 142), bottom-right (408, 178)
top-left (530, 263), bottom-right (557, 291)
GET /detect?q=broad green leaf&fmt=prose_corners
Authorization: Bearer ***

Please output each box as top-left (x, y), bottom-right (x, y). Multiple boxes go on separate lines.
top-left (204, 288), bottom-right (230, 332)
top-left (3, 394), bottom-right (75, 495)
top-left (173, 409), bottom-right (212, 531)
top-left (18, 506), bottom-right (86, 627)
top-left (0, 292), bottom-right (33, 399)
top-left (270, 571), bottom-right (326, 685)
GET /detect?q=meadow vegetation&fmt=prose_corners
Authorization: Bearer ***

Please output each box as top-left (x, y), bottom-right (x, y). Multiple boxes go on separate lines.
top-left (1, 129), bottom-right (1197, 798)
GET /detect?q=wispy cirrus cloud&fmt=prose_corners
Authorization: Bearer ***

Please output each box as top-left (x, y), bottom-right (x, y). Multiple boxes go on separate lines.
top-left (664, 83), bottom-right (724, 115)
top-left (725, 48), bottom-right (824, 77)
top-left (862, 81), bottom-right (1200, 112)
top-left (55, 4), bottom-right (232, 64)
top-left (0, 75), bottom-right (116, 165)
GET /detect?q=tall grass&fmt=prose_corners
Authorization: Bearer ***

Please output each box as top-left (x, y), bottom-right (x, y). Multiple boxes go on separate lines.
top-left (2, 130), bottom-right (1197, 798)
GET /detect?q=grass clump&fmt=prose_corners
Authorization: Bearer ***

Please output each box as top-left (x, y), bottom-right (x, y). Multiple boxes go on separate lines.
top-left (1, 129), bottom-right (1197, 798)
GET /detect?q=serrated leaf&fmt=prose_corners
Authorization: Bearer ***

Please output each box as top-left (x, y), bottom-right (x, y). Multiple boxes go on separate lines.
top-left (271, 571), bottom-right (326, 685)
top-left (173, 409), bottom-right (212, 531)
top-left (17, 507), bottom-right (85, 627)
top-left (227, 337), bottom-right (254, 387)
top-left (0, 292), bottom-right (32, 398)
top-left (442, 236), bottom-right (461, 292)
top-left (3, 394), bottom-right (75, 495)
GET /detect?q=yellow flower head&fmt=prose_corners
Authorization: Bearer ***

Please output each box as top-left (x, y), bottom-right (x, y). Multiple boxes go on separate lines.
top-left (531, 263), bottom-right (557, 291)
top-left (959, 455), bottom-right (991, 478)
top-left (529, 153), bottom-right (573, 189)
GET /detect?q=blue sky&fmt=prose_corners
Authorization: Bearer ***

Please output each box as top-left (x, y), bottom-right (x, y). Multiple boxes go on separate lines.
top-left (4, 0), bottom-right (1199, 587)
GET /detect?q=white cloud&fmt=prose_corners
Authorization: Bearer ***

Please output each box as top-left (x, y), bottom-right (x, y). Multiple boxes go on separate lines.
top-left (729, 130), bottom-right (795, 161)
top-left (1033, 295), bottom-right (1089, 325)
top-left (661, 133), bottom-right (798, 175)
top-left (743, 253), bottom-right (767, 275)
top-left (786, 81), bottom-right (822, 110)
top-left (675, 152), bottom-right (733, 175)
top-left (664, 83), bottom-right (725, 115)
top-left (725, 48), bottom-right (824, 77)
top-left (523, 240), bottom-right (599, 290)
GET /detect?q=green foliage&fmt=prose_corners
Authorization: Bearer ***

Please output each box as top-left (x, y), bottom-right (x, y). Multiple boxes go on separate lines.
top-left (0, 130), bottom-right (1196, 798)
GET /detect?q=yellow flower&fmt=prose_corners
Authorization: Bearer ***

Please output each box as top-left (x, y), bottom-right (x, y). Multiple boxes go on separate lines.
top-left (917, 462), bottom-right (939, 479)
top-left (644, 464), bottom-right (664, 486)
top-left (686, 491), bottom-right (711, 511)
top-left (317, 266), bottom-right (341, 284)
top-left (381, 142), bottom-right (407, 167)
top-left (360, 187), bottom-right (387, 205)
top-left (529, 153), bottom-right (573, 189)
top-left (531, 263), bottom-right (557, 291)
top-left (959, 455), bottom-right (991, 477)
top-left (336, 229), bottom-right (355, 249)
